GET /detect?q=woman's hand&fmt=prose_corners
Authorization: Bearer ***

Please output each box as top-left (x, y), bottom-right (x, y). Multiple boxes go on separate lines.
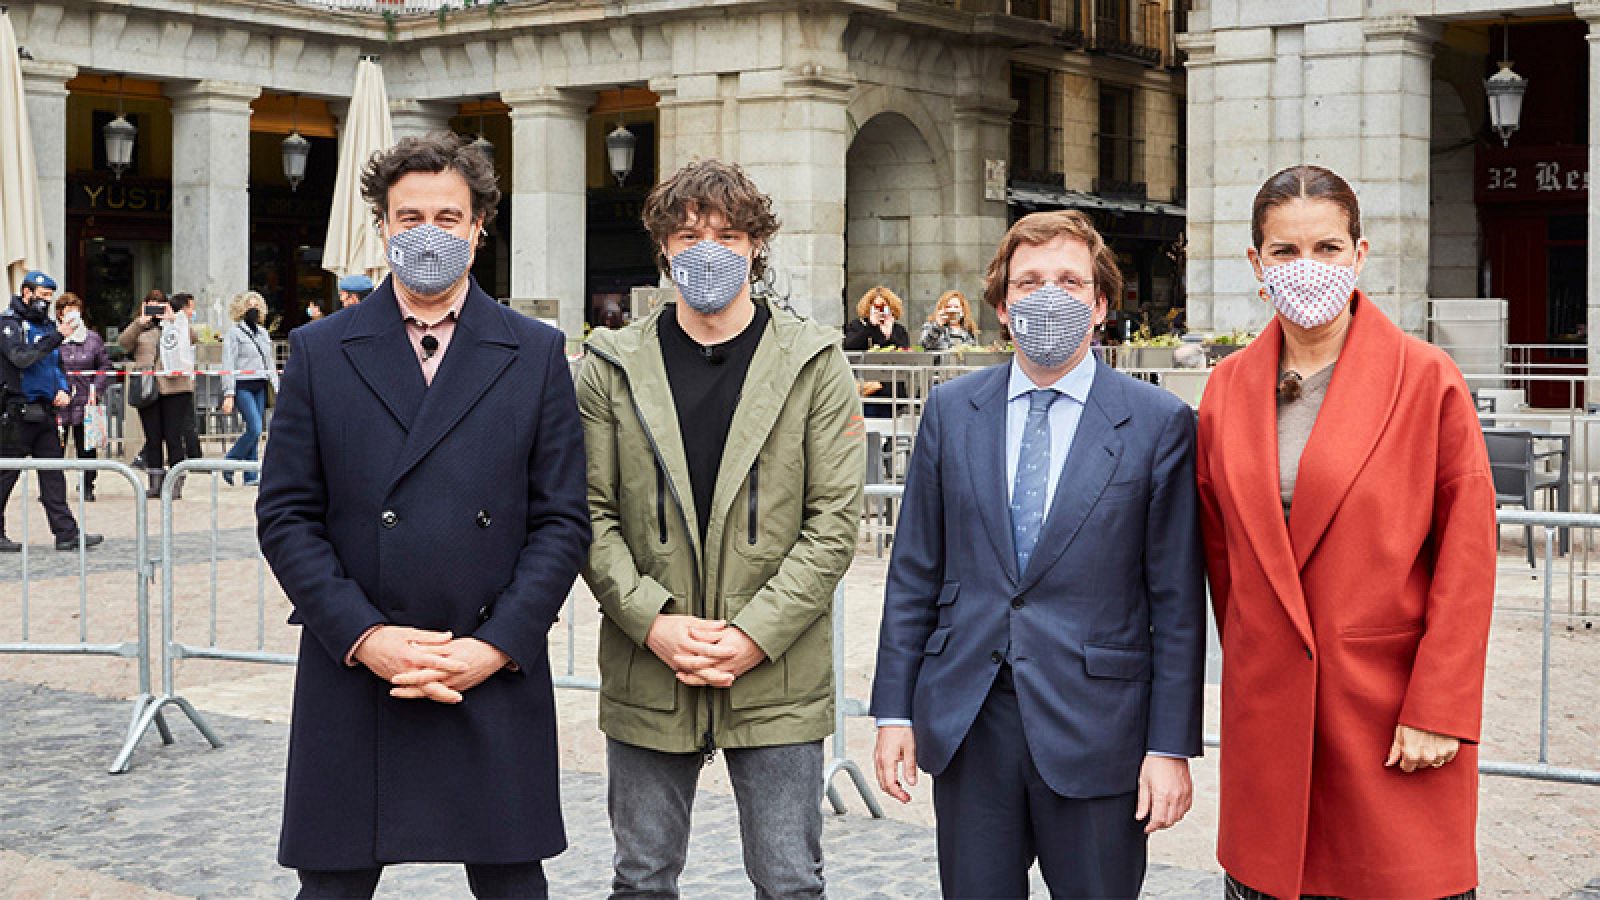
top-left (221, 396), bottom-right (235, 415)
top-left (1385, 724), bottom-right (1460, 772)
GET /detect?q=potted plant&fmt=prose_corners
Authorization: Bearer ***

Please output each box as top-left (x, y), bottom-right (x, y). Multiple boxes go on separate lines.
top-left (1120, 326), bottom-right (1182, 369)
top-left (1204, 330), bottom-right (1254, 364)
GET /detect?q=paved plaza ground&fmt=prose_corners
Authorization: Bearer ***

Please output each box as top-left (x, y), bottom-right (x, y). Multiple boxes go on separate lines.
top-left (2, 471), bottom-right (1598, 898)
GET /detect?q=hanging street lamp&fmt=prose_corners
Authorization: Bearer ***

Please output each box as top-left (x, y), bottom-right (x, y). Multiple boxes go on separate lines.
top-left (1485, 16), bottom-right (1528, 148)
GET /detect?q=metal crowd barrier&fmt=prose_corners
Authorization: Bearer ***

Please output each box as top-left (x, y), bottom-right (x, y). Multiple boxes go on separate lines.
top-left (0, 458), bottom-right (172, 774)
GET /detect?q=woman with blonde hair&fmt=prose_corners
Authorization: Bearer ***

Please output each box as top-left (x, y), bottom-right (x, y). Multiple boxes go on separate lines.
top-left (219, 291), bottom-right (279, 486)
top-left (844, 285), bottom-right (910, 350)
top-left (918, 290), bottom-right (979, 351)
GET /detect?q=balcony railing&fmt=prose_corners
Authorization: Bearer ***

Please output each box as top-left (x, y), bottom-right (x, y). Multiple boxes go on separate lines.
top-left (1089, 0), bottom-right (1163, 65)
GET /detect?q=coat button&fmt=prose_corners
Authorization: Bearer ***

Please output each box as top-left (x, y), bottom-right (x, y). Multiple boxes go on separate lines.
top-left (476, 509), bottom-right (492, 528)
top-left (381, 510), bottom-right (398, 528)
top-left (990, 650), bottom-right (1004, 664)
top-left (1010, 597), bottom-right (1024, 609)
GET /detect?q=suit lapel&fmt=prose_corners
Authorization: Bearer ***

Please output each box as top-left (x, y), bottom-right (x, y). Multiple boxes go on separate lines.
top-left (965, 366), bottom-right (1019, 585)
top-left (386, 285), bottom-right (518, 489)
top-left (1016, 365), bottom-right (1125, 594)
top-left (1218, 317), bottom-right (1314, 649)
top-left (341, 284), bottom-right (426, 432)
top-left (1287, 293), bottom-right (1405, 569)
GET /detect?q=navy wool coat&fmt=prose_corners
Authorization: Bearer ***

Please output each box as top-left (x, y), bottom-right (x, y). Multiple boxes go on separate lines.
top-left (257, 277), bottom-right (590, 869)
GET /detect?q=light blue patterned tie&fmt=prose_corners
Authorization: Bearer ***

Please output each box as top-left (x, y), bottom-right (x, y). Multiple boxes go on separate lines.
top-left (1010, 389), bottom-right (1058, 573)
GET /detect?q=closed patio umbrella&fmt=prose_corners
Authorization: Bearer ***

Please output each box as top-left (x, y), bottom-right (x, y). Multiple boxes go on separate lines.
top-left (0, 10), bottom-right (49, 293)
top-left (323, 57), bottom-right (393, 284)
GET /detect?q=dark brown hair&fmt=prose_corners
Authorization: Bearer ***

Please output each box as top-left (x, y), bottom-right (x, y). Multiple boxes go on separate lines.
top-left (142, 289), bottom-right (166, 306)
top-left (982, 210), bottom-right (1122, 311)
top-left (1251, 165), bottom-right (1362, 249)
top-left (56, 292), bottom-right (83, 314)
top-left (169, 292), bottom-right (193, 313)
top-left (642, 160), bottom-right (781, 280)
top-left (360, 132), bottom-right (500, 231)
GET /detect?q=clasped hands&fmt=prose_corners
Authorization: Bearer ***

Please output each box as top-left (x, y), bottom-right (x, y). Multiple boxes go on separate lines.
top-left (645, 614), bottom-right (765, 687)
top-left (354, 625), bottom-right (509, 704)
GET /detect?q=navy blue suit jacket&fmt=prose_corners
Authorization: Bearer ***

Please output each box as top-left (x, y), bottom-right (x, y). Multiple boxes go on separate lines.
top-left (869, 361), bottom-right (1205, 799)
top-left (257, 277), bottom-right (590, 868)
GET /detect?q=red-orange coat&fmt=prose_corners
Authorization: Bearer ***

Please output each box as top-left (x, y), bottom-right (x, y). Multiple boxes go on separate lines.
top-left (1196, 294), bottom-right (1496, 899)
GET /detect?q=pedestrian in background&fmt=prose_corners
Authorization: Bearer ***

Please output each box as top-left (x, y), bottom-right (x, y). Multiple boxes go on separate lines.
top-left (258, 132), bottom-right (589, 899)
top-left (54, 292), bottom-right (111, 501)
top-left (219, 290), bottom-right (278, 486)
top-left (120, 288), bottom-right (193, 498)
top-left (337, 273), bottom-right (373, 309)
top-left (0, 271), bottom-right (103, 552)
top-left (1197, 164), bottom-right (1494, 900)
top-left (844, 285), bottom-right (910, 350)
top-left (918, 290), bottom-right (979, 351)
top-left (580, 159), bottom-right (864, 899)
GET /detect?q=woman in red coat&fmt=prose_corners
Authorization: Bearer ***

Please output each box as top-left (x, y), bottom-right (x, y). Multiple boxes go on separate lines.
top-left (1197, 165), bottom-right (1495, 899)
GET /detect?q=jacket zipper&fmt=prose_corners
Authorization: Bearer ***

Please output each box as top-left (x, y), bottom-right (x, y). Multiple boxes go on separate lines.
top-left (747, 460), bottom-right (759, 546)
top-left (589, 346), bottom-right (715, 763)
top-left (656, 463), bottom-right (668, 545)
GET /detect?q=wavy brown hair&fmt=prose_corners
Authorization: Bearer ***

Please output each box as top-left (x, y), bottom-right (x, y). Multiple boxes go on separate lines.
top-left (982, 210), bottom-right (1121, 311)
top-left (361, 132), bottom-right (500, 231)
top-left (642, 159), bottom-right (781, 280)
top-left (856, 286), bottom-right (904, 321)
top-left (927, 290), bottom-right (977, 334)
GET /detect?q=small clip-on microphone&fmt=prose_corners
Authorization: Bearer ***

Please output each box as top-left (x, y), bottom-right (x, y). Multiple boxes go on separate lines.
top-left (420, 333), bottom-right (440, 361)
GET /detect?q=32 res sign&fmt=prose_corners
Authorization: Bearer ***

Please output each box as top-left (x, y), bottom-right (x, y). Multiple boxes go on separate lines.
top-left (1476, 147), bottom-right (1588, 204)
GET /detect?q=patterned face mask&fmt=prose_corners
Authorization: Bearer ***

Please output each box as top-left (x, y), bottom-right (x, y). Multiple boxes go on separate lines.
top-left (387, 224), bottom-right (475, 297)
top-left (1262, 258), bottom-right (1357, 329)
top-left (1006, 284), bottom-right (1094, 370)
top-left (669, 240), bottom-right (750, 315)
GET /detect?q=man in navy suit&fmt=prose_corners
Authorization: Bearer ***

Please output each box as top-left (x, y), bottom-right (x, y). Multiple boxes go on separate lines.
top-left (870, 210), bottom-right (1205, 899)
top-left (257, 134), bottom-right (590, 899)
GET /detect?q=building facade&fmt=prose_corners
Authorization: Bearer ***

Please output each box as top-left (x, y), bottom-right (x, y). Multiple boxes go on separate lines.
top-left (14, 0), bottom-right (1183, 340)
top-left (1183, 0), bottom-right (1599, 404)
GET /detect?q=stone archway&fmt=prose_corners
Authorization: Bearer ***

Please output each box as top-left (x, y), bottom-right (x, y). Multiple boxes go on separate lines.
top-left (845, 110), bottom-right (945, 331)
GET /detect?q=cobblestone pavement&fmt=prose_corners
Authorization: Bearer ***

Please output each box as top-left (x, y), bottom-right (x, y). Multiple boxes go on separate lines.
top-left (3, 476), bottom-right (1599, 896)
top-left (0, 680), bottom-right (1222, 898)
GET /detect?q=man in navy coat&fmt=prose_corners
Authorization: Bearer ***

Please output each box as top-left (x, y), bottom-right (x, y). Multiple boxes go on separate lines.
top-left (257, 133), bottom-right (590, 899)
top-left (870, 211), bottom-right (1206, 898)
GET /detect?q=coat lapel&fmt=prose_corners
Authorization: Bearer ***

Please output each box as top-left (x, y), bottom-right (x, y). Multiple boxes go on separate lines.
top-left (1287, 293), bottom-right (1406, 569)
top-left (965, 366), bottom-right (1019, 585)
top-left (341, 282), bottom-right (426, 433)
top-left (1218, 317), bottom-right (1315, 650)
top-left (1016, 365), bottom-right (1126, 594)
top-left (386, 283), bottom-right (518, 490)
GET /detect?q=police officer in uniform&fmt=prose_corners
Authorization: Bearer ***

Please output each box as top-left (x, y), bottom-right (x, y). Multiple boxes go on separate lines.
top-left (0, 271), bottom-right (103, 552)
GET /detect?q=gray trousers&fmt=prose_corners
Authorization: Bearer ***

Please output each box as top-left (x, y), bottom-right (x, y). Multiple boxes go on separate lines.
top-left (607, 737), bottom-right (825, 899)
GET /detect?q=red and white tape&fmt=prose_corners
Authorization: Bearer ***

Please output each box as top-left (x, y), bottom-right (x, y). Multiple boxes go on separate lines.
top-left (64, 368), bottom-right (282, 377)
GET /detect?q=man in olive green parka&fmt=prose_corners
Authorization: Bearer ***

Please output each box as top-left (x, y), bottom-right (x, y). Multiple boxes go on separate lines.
top-left (578, 160), bottom-right (864, 899)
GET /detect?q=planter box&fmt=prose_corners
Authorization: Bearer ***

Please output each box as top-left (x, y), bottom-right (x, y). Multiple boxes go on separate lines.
top-left (1123, 346), bottom-right (1177, 369)
top-left (1205, 343), bottom-right (1245, 365)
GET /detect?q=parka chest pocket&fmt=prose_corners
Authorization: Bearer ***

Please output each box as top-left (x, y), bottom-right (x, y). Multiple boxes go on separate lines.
top-left (734, 459), bottom-right (793, 562)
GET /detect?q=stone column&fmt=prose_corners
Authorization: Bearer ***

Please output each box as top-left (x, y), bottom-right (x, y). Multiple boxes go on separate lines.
top-left (19, 60), bottom-right (77, 281)
top-left (1176, 29), bottom-right (1216, 332)
top-left (947, 75), bottom-right (1013, 336)
top-left (388, 98), bottom-right (458, 143)
top-left (735, 69), bottom-right (854, 326)
top-left (504, 87), bottom-right (592, 341)
top-left (1359, 16), bottom-right (1440, 336)
top-left (1579, 3), bottom-right (1600, 389)
top-left (168, 80), bottom-right (259, 331)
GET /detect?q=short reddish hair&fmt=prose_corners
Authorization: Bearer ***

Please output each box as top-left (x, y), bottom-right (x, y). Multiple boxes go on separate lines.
top-left (982, 210), bottom-right (1122, 311)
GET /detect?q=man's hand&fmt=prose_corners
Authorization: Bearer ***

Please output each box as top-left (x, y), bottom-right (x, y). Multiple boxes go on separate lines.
top-left (221, 396), bottom-right (235, 415)
top-left (1135, 755), bottom-right (1193, 834)
top-left (389, 637), bottom-right (510, 703)
top-left (647, 614), bottom-right (730, 685)
top-left (52, 390), bottom-right (70, 408)
top-left (696, 625), bottom-right (765, 679)
top-left (874, 725), bottom-right (918, 803)
top-left (1385, 724), bottom-right (1460, 773)
top-left (353, 625), bottom-right (465, 684)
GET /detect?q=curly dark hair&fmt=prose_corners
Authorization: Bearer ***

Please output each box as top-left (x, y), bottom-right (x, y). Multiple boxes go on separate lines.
top-left (360, 132), bottom-right (500, 232)
top-left (642, 159), bottom-right (781, 280)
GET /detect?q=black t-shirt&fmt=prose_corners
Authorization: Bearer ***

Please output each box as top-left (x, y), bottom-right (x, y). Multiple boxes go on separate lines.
top-left (660, 302), bottom-right (771, 540)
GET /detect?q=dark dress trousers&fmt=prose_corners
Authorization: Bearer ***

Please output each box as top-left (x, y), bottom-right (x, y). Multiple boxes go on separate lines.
top-left (257, 276), bottom-right (590, 870)
top-left (870, 362), bottom-right (1206, 897)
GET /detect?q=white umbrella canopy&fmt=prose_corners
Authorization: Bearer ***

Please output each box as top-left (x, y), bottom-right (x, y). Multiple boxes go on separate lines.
top-left (323, 57), bottom-right (394, 282)
top-left (0, 10), bottom-right (50, 294)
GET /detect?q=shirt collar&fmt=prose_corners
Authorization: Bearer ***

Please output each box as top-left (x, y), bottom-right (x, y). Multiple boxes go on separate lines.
top-left (1007, 349), bottom-right (1096, 405)
top-left (395, 290), bottom-right (466, 329)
